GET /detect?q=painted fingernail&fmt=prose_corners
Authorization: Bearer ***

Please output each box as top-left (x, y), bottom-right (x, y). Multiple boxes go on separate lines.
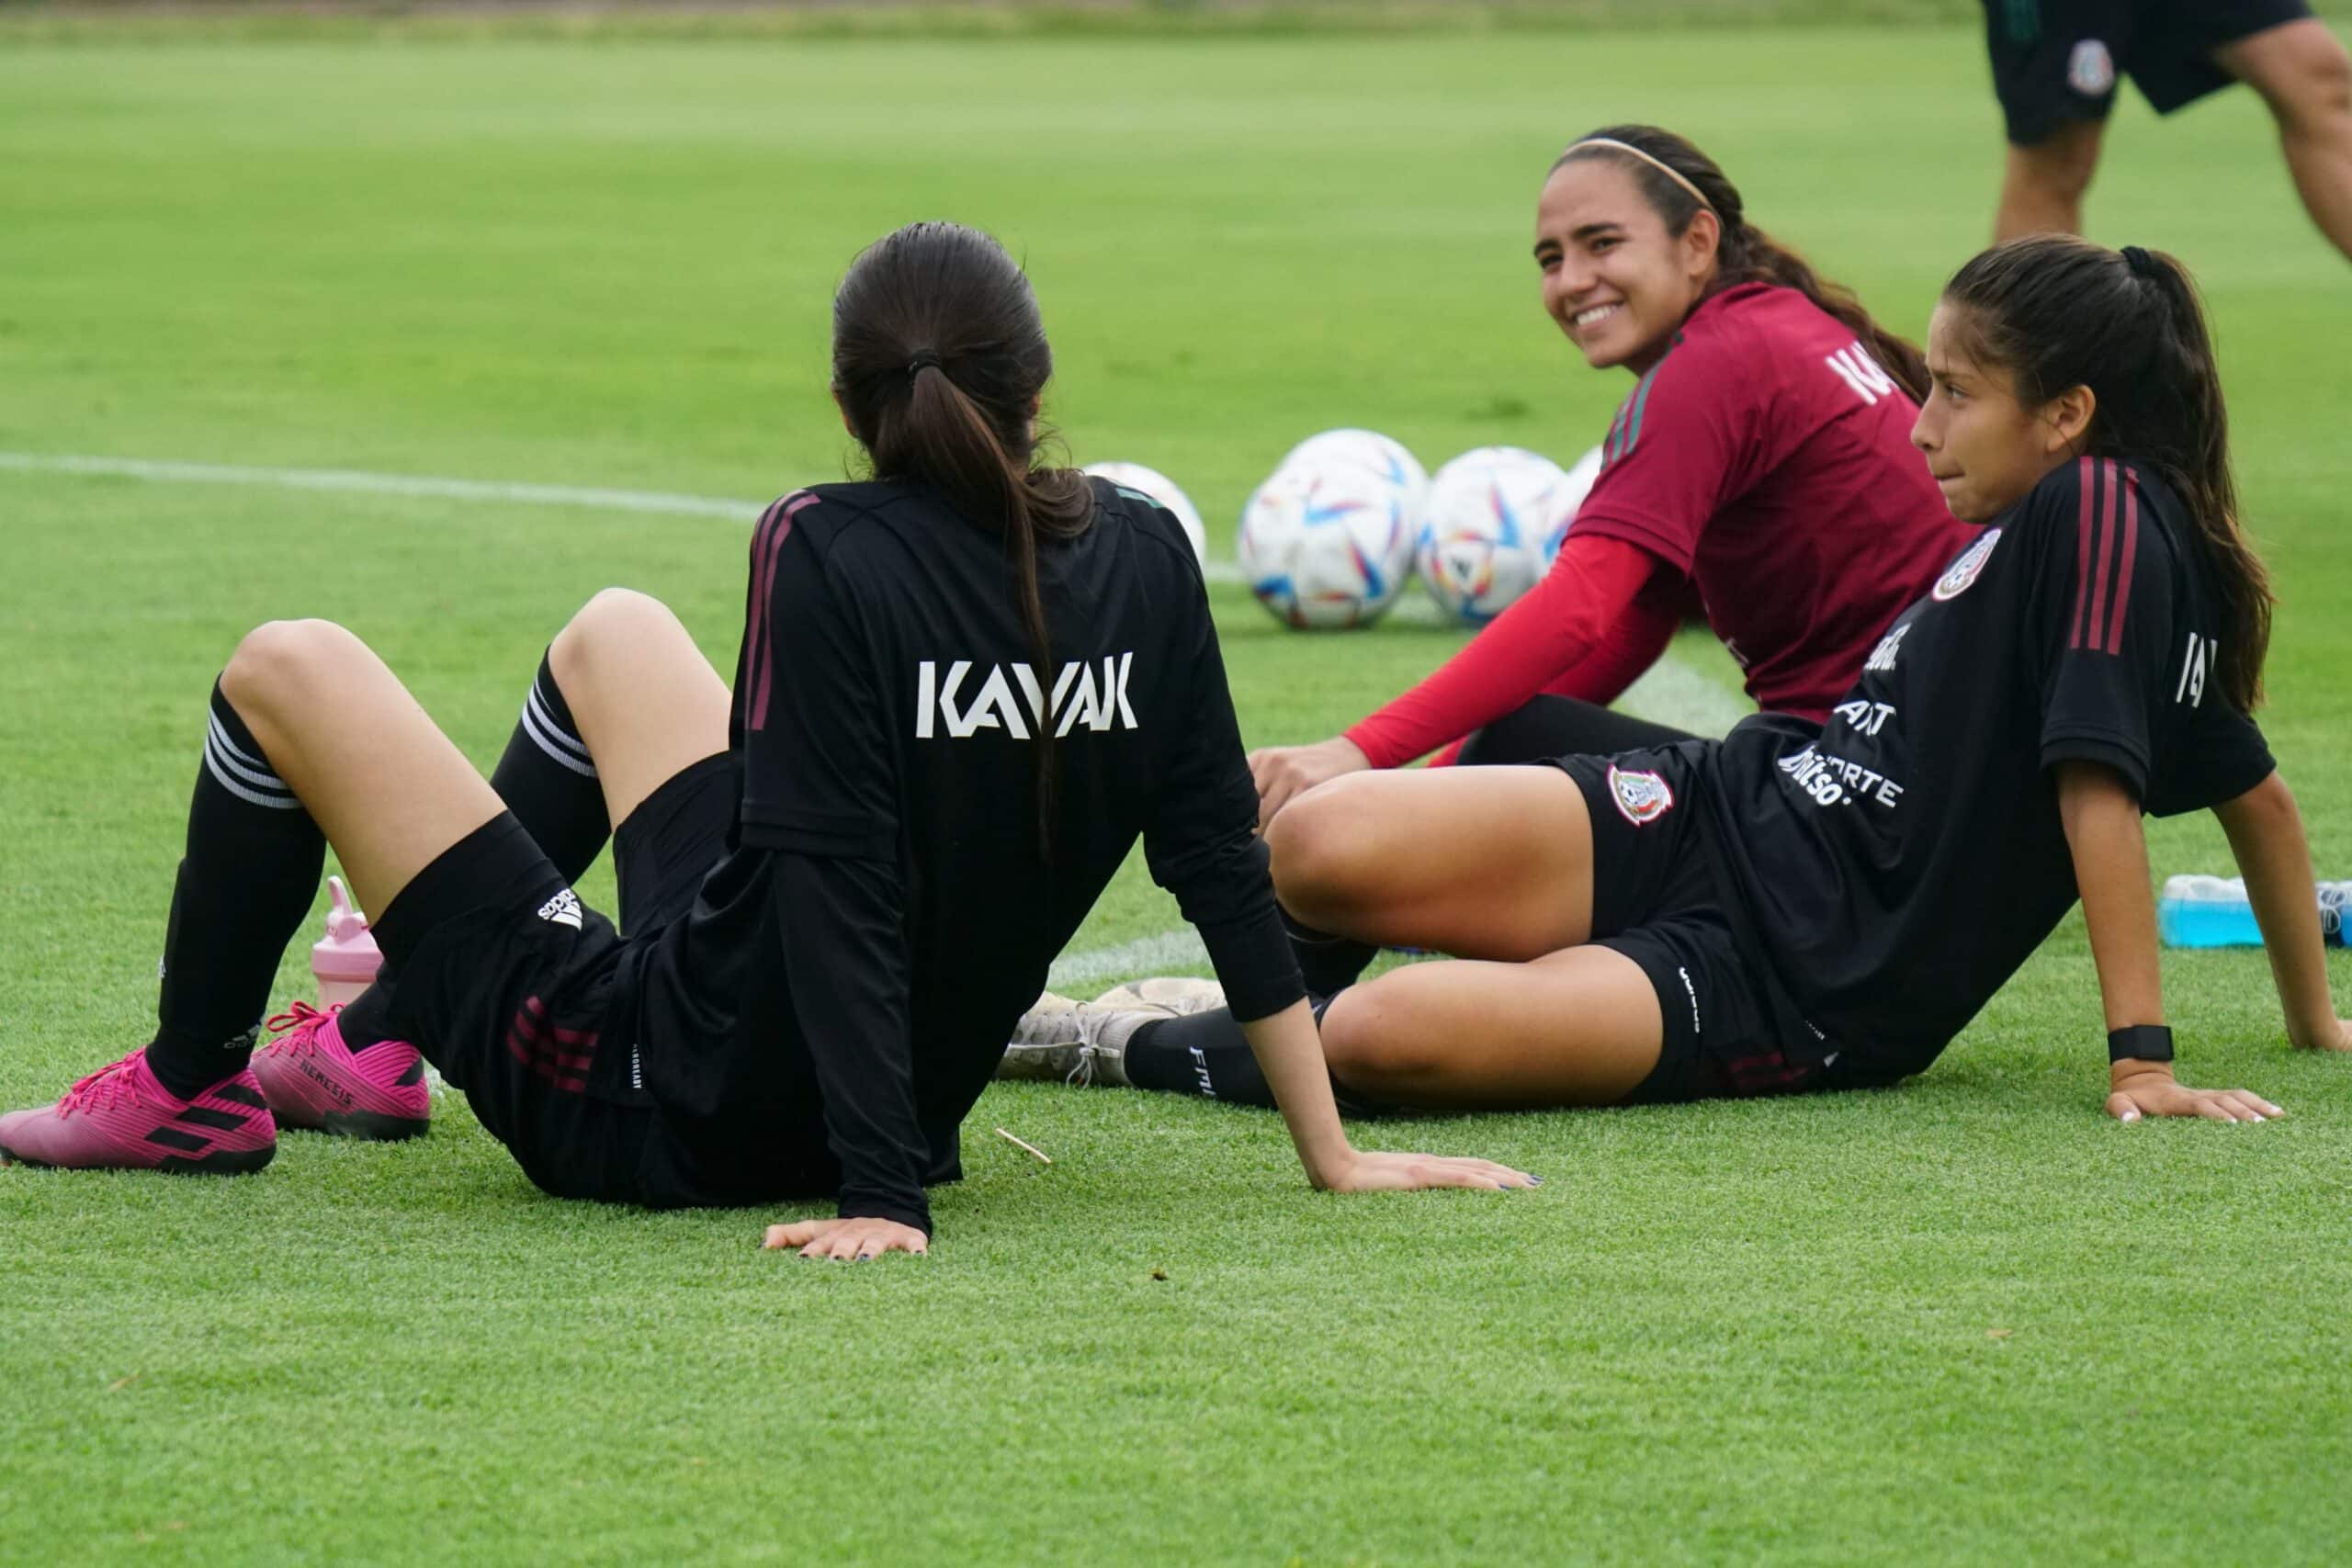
top-left (1527, 1174), bottom-right (1544, 1185)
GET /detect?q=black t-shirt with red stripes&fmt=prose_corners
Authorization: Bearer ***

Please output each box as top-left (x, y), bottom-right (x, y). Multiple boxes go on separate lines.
top-left (624, 478), bottom-right (1301, 1232)
top-left (1693, 456), bottom-right (2275, 1081)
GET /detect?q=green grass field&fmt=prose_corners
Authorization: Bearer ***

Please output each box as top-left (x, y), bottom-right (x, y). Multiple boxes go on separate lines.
top-left (6, 18), bottom-right (2352, 1564)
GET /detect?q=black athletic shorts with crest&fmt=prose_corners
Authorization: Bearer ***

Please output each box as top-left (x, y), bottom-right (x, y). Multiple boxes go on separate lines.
top-left (1984, 0), bottom-right (2313, 146)
top-left (1552, 744), bottom-right (1832, 1106)
top-left (369, 754), bottom-right (741, 1206)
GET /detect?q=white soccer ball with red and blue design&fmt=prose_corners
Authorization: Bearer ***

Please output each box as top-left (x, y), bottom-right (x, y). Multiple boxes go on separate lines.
top-left (1415, 446), bottom-right (1582, 626)
top-left (1237, 457), bottom-right (1416, 629)
top-left (1083, 460), bottom-right (1208, 571)
top-left (1541, 444), bottom-right (1606, 567)
top-left (1279, 428), bottom-right (1431, 524)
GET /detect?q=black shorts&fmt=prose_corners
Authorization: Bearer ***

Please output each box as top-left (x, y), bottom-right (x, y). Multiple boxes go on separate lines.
top-left (1984, 0), bottom-right (2313, 145)
top-left (372, 753), bottom-right (738, 1205)
top-left (1555, 744), bottom-right (1829, 1106)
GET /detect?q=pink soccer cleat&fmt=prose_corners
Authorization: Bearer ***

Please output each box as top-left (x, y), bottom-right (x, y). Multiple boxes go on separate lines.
top-left (251, 1002), bottom-right (430, 1141)
top-left (0, 1050), bottom-right (277, 1175)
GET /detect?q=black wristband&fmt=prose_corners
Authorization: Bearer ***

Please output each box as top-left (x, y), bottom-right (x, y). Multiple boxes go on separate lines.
top-left (2108, 1024), bottom-right (2175, 1064)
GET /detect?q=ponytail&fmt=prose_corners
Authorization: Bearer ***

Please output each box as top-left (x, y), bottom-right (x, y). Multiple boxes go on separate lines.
top-left (1942, 236), bottom-right (2271, 711)
top-left (831, 222), bottom-right (1096, 859)
top-left (1555, 125), bottom-right (1928, 402)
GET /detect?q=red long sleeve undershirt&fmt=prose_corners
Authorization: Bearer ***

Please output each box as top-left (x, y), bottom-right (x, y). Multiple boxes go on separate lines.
top-left (1345, 533), bottom-right (1676, 769)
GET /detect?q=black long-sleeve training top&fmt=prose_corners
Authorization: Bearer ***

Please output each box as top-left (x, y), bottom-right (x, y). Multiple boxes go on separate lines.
top-left (617, 477), bottom-right (1304, 1232)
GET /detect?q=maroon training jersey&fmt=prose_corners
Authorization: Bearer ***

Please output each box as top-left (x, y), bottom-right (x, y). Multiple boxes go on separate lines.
top-left (1568, 282), bottom-right (1977, 719)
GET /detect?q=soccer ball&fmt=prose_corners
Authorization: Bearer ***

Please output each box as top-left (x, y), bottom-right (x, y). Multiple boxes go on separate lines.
top-left (1547, 444), bottom-right (1604, 563)
top-left (1237, 456), bottom-right (1418, 629)
top-left (1084, 460), bottom-right (1208, 570)
top-left (1279, 427), bottom-right (1431, 522)
top-left (1415, 446), bottom-right (1588, 626)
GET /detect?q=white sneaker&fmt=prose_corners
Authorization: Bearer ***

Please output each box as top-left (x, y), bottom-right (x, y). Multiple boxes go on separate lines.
top-left (1092, 976), bottom-right (1226, 1016)
top-left (997, 977), bottom-right (1227, 1087)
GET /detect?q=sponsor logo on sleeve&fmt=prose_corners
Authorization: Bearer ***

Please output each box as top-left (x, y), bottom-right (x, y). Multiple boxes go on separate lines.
top-left (1608, 764), bottom-right (1676, 826)
top-left (1930, 526), bottom-right (2003, 602)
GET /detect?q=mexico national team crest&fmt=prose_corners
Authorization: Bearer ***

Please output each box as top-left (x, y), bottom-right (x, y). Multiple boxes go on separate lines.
top-left (1608, 763), bottom-right (1675, 826)
top-left (1931, 526), bottom-right (2002, 602)
top-left (2068, 39), bottom-right (2116, 97)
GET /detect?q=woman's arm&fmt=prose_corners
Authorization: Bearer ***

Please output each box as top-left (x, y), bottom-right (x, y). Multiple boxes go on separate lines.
top-left (1236, 1000), bottom-right (1533, 1193)
top-left (2057, 760), bottom-right (2284, 1122)
top-left (1250, 536), bottom-right (1663, 823)
top-left (2213, 769), bottom-right (2351, 1052)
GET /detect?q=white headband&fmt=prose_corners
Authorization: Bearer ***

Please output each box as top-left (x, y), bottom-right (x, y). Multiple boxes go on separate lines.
top-left (1562, 138), bottom-right (1715, 215)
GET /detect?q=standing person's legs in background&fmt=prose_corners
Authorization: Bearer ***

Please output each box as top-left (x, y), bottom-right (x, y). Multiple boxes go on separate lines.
top-left (2217, 18), bottom-right (2352, 260)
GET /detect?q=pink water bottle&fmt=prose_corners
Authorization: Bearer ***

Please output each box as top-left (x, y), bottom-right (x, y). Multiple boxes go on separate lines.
top-left (312, 875), bottom-right (384, 1009)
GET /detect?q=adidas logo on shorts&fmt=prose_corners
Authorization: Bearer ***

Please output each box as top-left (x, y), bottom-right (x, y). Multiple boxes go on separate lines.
top-left (536, 889), bottom-right (583, 931)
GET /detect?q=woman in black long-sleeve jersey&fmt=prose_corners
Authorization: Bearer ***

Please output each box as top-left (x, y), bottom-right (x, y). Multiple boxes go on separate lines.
top-left (0, 221), bottom-right (1532, 1256)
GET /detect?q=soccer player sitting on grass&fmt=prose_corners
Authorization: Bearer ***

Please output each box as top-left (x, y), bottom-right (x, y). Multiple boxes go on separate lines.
top-left (1247, 125), bottom-right (1982, 837)
top-left (1008, 236), bottom-right (2349, 1119)
top-left (0, 221), bottom-right (1534, 1256)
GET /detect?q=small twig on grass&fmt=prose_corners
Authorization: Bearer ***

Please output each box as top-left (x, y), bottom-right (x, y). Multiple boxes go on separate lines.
top-left (993, 1127), bottom-right (1053, 1165)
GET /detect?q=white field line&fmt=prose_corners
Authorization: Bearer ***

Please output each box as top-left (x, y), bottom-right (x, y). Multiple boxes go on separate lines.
top-left (1047, 930), bottom-right (1213, 990)
top-left (6, 447), bottom-right (1747, 987)
top-left (0, 449), bottom-right (1253, 581)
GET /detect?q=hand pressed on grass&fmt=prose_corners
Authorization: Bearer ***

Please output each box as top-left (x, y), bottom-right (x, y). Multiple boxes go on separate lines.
top-left (1316, 1149), bottom-right (1540, 1193)
top-left (763, 1216), bottom-right (929, 1261)
top-left (2106, 1065), bottom-right (2282, 1123)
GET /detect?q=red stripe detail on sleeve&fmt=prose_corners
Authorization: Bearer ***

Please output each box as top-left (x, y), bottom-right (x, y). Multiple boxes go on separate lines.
top-left (2070, 456), bottom-right (2097, 649)
top-left (747, 492), bottom-right (819, 731)
top-left (2086, 457), bottom-right (2118, 651)
top-left (2105, 468), bottom-right (2140, 654)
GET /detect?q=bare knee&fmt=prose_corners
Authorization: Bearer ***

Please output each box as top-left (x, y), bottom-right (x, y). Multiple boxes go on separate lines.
top-left (1265, 776), bottom-right (1382, 929)
top-left (220, 618), bottom-right (366, 719)
top-left (1318, 988), bottom-right (1438, 1100)
top-left (2007, 123), bottom-right (2102, 204)
top-left (547, 588), bottom-right (684, 689)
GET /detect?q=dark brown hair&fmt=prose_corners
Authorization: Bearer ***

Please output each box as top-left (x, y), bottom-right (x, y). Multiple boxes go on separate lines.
top-left (831, 220), bottom-right (1095, 853)
top-left (1942, 235), bottom-right (2270, 710)
top-left (1554, 124), bottom-right (1928, 402)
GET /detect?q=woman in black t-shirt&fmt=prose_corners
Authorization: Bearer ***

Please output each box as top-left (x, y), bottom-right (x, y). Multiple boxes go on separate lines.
top-left (1059, 236), bottom-right (2346, 1121)
top-left (0, 222), bottom-right (1533, 1254)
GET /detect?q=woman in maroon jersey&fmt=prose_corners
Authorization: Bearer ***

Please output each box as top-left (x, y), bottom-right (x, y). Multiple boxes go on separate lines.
top-left (1251, 124), bottom-right (1979, 833)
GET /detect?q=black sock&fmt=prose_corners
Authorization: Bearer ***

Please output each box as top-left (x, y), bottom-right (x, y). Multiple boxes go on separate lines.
top-left (490, 650), bottom-right (608, 884)
top-left (1246, 835), bottom-right (1378, 995)
top-left (1123, 998), bottom-right (1392, 1114)
top-left (332, 978), bottom-right (401, 1055)
top-left (146, 682), bottom-right (326, 1100)
top-left (1283, 905), bottom-right (1376, 998)
top-left (1125, 1008), bottom-right (1277, 1106)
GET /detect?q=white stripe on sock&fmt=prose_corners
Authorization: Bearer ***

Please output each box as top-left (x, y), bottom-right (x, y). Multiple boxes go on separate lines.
top-left (519, 697), bottom-right (600, 779)
top-left (203, 732), bottom-right (302, 810)
top-left (204, 716), bottom-right (294, 795)
top-left (204, 712), bottom-right (276, 774)
top-left (526, 686), bottom-right (595, 762)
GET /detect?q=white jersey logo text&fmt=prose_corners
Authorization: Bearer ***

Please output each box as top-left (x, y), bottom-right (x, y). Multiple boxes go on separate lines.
top-left (1864, 621), bottom-right (1910, 674)
top-left (915, 655), bottom-right (1137, 740)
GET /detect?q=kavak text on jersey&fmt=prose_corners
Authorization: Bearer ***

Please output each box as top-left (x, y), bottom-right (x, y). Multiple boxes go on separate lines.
top-left (913, 653), bottom-right (1138, 740)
